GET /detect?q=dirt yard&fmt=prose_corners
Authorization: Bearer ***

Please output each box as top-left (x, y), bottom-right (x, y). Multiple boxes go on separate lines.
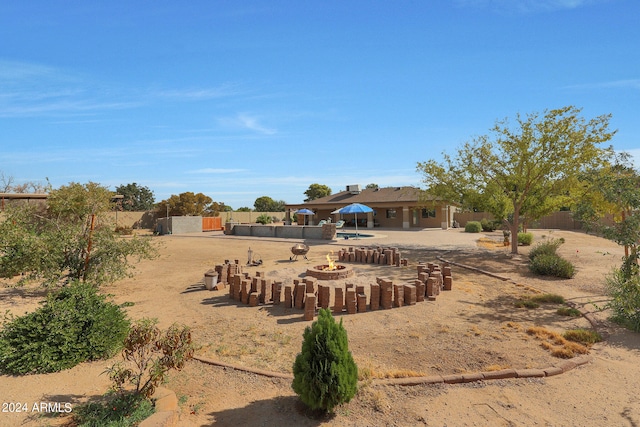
top-left (1, 228), bottom-right (639, 426)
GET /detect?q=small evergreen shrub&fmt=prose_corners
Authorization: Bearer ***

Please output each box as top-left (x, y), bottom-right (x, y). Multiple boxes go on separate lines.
top-left (529, 254), bottom-right (575, 279)
top-left (0, 281), bottom-right (129, 374)
top-left (464, 221), bottom-right (482, 233)
top-left (517, 232), bottom-right (533, 246)
top-left (292, 308), bottom-right (358, 412)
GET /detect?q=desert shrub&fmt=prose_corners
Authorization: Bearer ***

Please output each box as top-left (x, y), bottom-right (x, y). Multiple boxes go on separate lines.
top-left (106, 318), bottom-right (195, 399)
top-left (563, 329), bottom-right (602, 345)
top-left (464, 221), bottom-right (482, 233)
top-left (557, 307), bottom-right (582, 317)
top-left (528, 238), bottom-right (564, 260)
top-left (73, 391), bottom-right (154, 427)
top-left (514, 299), bottom-right (539, 309)
top-left (480, 218), bottom-right (497, 232)
top-left (529, 254), bottom-right (575, 279)
top-left (515, 294), bottom-right (566, 309)
top-left (0, 281), bottom-right (129, 374)
top-left (529, 293), bottom-right (565, 304)
top-left (517, 232), bottom-right (533, 246)
top-left (605, 268), bottom-right (640, 332)
top-left (255, 214), bottom-right (272, 225)
top-left (292, 308), bottom-right (358, 412)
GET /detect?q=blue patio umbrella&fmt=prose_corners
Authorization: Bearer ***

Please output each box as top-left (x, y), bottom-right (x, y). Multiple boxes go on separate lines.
top-left (296, 208), bottom-right (314, 225)
top-left (338, 203), bottom-right (373, 238)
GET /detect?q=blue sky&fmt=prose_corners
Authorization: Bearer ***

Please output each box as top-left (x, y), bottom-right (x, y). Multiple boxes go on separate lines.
top-left (1, 0), bottom-right (638, 209)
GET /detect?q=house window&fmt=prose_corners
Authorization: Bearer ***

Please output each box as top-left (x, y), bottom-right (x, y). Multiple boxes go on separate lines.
top-left (386, 209), bottom-right (396, 219)
top-left (422, 208), bottom-right (436, 218)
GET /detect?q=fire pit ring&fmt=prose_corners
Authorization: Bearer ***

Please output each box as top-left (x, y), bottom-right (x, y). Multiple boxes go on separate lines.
top-left (306, 264), bottom-right (354, 280)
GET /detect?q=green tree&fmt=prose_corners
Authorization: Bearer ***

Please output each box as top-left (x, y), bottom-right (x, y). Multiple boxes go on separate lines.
top-left (365, 183), bottom-right (379, 190)
top-left (0, 182), bottom-right (157, 286)
top-left (292, 309), bottom-right (358, 412)
top-left (417, 106), bottom-right (615, 254)
top-left (115, 182), bottom-right (155, 211)
top-left (574, 154), bottom-right (640, 331)
top-left (236, 206), bottom-right (252, 212)
top-left (575, 152), bottom-right (640, 273)
top-left (156, 192), bottom-right (216, 216)
top-left (304, 183), bottom-right (332, 202)
top-left (205, 201), bottom-right (228, 216)
top-left (254, 196), bottom-right (285, 212)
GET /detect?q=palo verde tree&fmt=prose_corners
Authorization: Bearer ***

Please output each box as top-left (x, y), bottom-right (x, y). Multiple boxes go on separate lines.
top-left (574, 152), bottom-right (640, 266)
top-left (417, 106), bottom-right (615, 254)
top-left (573, 153), bottom-right (640, 330)
top-left (0, 181), bottom-right (157, 286)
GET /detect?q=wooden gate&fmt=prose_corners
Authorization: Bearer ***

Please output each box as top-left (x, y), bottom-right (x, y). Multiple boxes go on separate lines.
top-left (202, 217), bottom-right (223, 231)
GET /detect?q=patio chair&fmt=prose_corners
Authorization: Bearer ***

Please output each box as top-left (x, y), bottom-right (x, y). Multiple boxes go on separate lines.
top-left (335, 220), bottom-right (345, 229)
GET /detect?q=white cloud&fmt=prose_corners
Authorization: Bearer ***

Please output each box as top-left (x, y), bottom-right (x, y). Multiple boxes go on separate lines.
top-left (154, 83), bottom-right (244, 100)
top-left (217, 113), bottom-right (277, 135)
top-left (237, 113), bottom-right (277, 135)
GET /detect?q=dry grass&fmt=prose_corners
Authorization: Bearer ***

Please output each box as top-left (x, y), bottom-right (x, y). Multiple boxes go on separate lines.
top-left (484, 364), bottom-right (512, 371)
top-left (476, 237), bottom-right (508, 249)
top-left (357, 386), bottom-right (391, 413)
top-left (526, 326), bottom-right (592, 359)
top-left (357, 360), bottom-right (426, 380)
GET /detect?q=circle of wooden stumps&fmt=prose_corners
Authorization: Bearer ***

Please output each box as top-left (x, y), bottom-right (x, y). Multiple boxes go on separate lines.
top-left (215, 256), bottom-right (453, 321)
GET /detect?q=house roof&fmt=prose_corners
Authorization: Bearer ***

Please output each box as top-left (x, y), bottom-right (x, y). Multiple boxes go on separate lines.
top-left (286, 186), bottom-right (445, 210)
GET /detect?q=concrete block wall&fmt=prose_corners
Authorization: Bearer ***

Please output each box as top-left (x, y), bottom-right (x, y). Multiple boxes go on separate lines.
top-left (227, 223), bottom-right (336, 240)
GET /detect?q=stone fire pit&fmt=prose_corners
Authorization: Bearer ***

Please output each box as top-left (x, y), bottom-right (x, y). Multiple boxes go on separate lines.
top-left (306, 264), bottom-right (354, 280)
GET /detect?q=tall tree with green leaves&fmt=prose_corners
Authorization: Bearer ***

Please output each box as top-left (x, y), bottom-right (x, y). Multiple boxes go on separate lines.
top-left (574, 152), bottom-right (640, 273)
top-left (304, 183), bottom-right (332, 202)
top-left (253, 196), bottom-right (285, 212)
top-left (0, 182), bottom-right (157, 286)
top-left (573, 153), bottom-right (640, 330)
top-left (115, 182), bottom-right (155, 211)
top-left (156, 192), bottom-right (216, 217)
top-left (417, 106), bottom-right (615, 254)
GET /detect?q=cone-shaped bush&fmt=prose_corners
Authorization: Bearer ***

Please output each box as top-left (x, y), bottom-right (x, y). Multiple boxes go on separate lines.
top-left (292, 308), bottom-right (358, 412)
